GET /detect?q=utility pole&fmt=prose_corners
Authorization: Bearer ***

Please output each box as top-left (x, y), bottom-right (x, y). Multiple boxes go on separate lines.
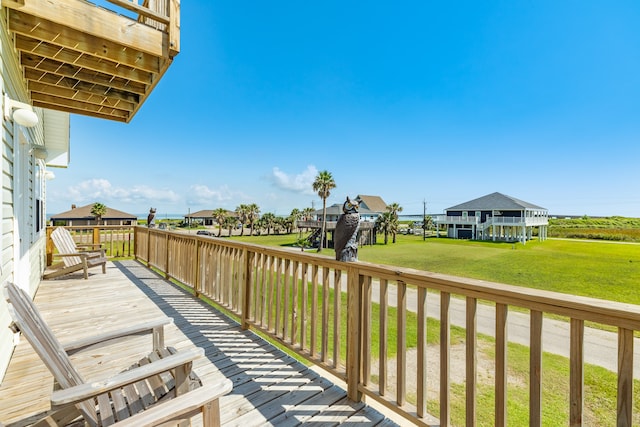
top-left (423, 199), bottom-right (427, 241)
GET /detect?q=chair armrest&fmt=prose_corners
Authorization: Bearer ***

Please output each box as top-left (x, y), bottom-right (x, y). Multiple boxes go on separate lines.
top-left (52, 253), bottom-right (90, 258)
top-left (63, 317), bottom-right (173, 355)
top-left (51, 347), bottom-right (204, 407)
top-left (113, 379), bottom-right (233, 427)
top-left (76, 243), bottom-right (103, 248)
top-left (78, 249), bottom-right (106, 257)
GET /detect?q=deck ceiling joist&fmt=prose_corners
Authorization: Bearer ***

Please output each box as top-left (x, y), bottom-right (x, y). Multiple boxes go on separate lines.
top-left (3, 0), bottom-right (179, 123)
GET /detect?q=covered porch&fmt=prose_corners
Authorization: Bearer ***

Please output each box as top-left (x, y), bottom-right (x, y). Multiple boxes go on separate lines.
top-left (0, 260), bottom-right (395, 426)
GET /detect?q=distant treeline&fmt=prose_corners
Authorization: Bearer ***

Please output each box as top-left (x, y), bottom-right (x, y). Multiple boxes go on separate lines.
top-left (548, 216), bottom-right (640, 242)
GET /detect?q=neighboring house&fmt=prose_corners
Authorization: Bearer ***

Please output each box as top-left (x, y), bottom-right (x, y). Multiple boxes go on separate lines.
top-left (435, 192), bottom-right (549, 243)
top-left (50, 204), bottom-right (138, 226)
top-left (313, 194), bottom-right (388, 223)
top-left (185, 210), bottom-right (237, 226)
top-left (313, 203), bottom-right (378, 223)
top-left (354, 195), bottom-right (388, 222)
top-left (0, 1), bottom-right (180, 379)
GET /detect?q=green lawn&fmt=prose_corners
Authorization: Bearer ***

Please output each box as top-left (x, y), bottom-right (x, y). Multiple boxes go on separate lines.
top-left (233, 233), bottom-right (640, 304)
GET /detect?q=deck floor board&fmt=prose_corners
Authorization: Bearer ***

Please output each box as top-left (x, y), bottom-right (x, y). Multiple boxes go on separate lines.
top-left (0, 260), bottom-right (396, 427)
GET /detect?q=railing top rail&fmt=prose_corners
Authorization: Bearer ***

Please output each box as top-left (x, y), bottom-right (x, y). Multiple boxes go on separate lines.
top-left (47, 225), bottom-right (135, 230)
top-left (104, 0), bottom-right (171, 25)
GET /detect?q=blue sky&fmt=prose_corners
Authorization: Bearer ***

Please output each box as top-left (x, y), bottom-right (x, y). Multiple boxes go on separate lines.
top-left (47, 1), bottom-right (640, 218)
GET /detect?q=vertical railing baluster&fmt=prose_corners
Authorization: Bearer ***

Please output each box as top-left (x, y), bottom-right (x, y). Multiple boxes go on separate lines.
top-left (362, 275), bottom-right (372, 387)
top-left (397, 280), bottom-right (407, 406)
top-left (283, 259), bottom-right (291, 340)
top-left (300, 262), bottom-right (308, 350)
top-left (570, 319), bottom-right (584, 427)
top-left (291, 260), bottom-right (299, 344)
top-left (321, 266), bottom-right (330, 363)
top-left (310, 264), bottom-right (319, 358)
top-left (530, 310), bottom-right (543, 427)
top-left (466, 296), bottom-right (478, 427)
top-left (266, 255), bottom-right (275, 331)
top-left (379, 279), bottom-right (388, 397)
top-left (617, 327), bottom-right (634, 425)
top-left (417, 286), bottom-right (427, 417)
top-left (496, 303), bottom-right (508, 427)
top-left (440, 291), bottom-right (451, 425)
top-left (275, 257), bottom-right (282, 337)
top-left (241, 250), bottom-right (252, 329)
top-left (333, 269), bottom-right (341, 368)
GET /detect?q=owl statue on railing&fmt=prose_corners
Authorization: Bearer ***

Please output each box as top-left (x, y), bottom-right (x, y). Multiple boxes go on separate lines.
top-left (147, 207), bottom-right (157, 228)
top-left (334, 197), bottom-right (360, 262)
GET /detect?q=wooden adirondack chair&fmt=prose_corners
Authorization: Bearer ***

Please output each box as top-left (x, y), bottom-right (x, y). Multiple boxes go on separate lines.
top-left (3, 282), bottom-right (232, 427)
top-left (44, 227), bottom-right (107, 279)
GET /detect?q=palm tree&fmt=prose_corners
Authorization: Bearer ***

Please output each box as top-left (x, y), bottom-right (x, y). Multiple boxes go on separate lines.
top-left (301, 207), bottom-right (315, 232)
top-left (224, 215), bottom-right (237, 237)
top-left (212, 208), bottom-right (228, 237)
top-left (246, 203), bottom-right (260, 236)
top-left (90, 202), bottom-right (107, 226)
top-left (261, 212), bottom-right (276, 235)
top-left (288, 208), bottom-right (301, 234)
top-left (312, 170), bottom-right (336, 252)
top-left (376, 211), bottom-right (394, 245)
top-left (386, 203), bottom-right (403, 243)
top-left (302, 207), bottom-right (314, 221)
top-left (235, 204), bottom-right (249, 236)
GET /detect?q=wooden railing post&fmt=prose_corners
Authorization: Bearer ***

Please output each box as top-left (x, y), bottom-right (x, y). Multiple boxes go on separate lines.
top-left (164, 232), bottom-right (170, 279)
top-left (194, 238), bottom-right (201, 297)
top-left (45, 227), bottom-right (54, 266)
top-left (346, 265), bottom-right (363, 402)
top-left (146, 228), bottom-right (151, 266)
top-left (241, 249), bottom-right (253, 330)
top-left (93, 226), bottom-right (100, 247)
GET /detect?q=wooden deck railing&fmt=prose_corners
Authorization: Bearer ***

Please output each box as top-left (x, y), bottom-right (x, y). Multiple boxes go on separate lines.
top-left (46, 225), bottom-right (135, 264)
top-left (134, 227), bottom-right (640, 426)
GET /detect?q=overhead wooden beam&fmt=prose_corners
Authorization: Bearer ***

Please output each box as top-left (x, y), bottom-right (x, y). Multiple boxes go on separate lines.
top-left (33, 99), bottom-right (129, 122)
top-left (9, 10), bottom-right (161, 73)
top-left (31, 92), bottom-right (131, 120)
top-left (28, 81), bottom-right (136, 112)
top-left (3, 0), bottom-right (165, 57)
top-left (24, 69), bottom-right (140, 104)
top-left (21, 55), bottom-right (148, 95)
top-left (16, 36), bottom-right (155, 85)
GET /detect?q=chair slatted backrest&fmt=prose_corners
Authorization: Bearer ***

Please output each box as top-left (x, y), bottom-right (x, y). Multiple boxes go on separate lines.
top-left (51, 227), bottom-right (82, 268)
top-left (3, 282), bottom-right (99, 425)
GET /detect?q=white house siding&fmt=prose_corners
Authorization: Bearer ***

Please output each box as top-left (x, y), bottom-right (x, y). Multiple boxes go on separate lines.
top-left (0, 14), bottom-right (49, 380)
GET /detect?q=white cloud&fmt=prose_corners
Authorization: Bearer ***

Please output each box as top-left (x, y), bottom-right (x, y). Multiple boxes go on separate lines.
top-left (271, 165), bottom-right (317, 195)
top-left (187, 184), bottom-right (249, 206)
top-left (60, 178), bottom-right (181, 209)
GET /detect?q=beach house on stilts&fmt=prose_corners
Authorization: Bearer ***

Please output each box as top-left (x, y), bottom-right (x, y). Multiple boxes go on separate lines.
top-left (435, 192), bottom-right (549, 243)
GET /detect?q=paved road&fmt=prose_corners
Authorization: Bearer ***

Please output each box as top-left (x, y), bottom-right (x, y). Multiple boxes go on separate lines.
top-left (334, 275), bottom-right (640, 378)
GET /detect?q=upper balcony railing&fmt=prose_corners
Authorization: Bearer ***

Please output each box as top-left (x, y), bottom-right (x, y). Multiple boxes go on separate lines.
top-left (133, 226), bottom-right (640, 426)
top-left (435, 215), bottom-right (549, 227)
top-left (3, 0), bottom-right (180, 122)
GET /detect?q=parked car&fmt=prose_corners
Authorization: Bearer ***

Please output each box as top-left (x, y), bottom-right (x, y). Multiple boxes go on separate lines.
top-left (196, 230), bottom-right (213, 236)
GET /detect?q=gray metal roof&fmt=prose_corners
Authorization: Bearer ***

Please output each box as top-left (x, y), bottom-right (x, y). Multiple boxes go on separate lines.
top-left (446, 192), bottom-right (547, 211)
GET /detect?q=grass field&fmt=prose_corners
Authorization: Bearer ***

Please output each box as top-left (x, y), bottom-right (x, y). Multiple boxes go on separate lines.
top-left (233, 233), bottom-right (640, 304)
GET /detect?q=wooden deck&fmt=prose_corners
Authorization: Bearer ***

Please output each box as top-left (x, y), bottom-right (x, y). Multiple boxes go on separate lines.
top-left (0, 260), bottom-right (397, 427)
